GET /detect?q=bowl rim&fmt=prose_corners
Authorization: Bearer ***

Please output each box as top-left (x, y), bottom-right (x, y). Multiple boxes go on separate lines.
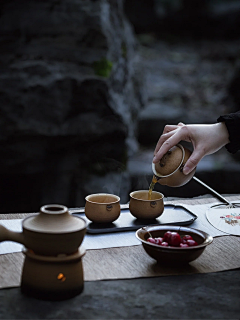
top-left (136, 225), bottom-right (213, 250)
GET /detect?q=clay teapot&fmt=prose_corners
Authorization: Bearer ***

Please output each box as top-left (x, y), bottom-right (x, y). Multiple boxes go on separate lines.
top-left (152, 144), bottom-right (196, 187)
top-left (0, 204), bottom-right (86, 256)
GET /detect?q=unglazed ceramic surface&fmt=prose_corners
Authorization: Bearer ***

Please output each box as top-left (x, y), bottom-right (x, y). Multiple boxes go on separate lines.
top-left (85, 193), bottom-right (121, 223)
top-left (152, 144), bottom-right (196, 187)
top-left (129, 190), bottom-right (164, 220)
top-left (21, 247), bottom-right (86, 300)
top-left (154, 145), bottom-right (183, 176)
top-left (0, 204), bottom-right (87, 255)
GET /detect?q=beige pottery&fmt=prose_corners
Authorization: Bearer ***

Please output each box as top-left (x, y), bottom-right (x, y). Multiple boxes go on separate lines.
top-left (0, 204), bottom-right (86, 256)
top-left (85, 193), bottom-right (121, 223)
top-left (21, 247), bottom-right (86, 300)
top-left (152, 144), bottom-right (196, 187)
top-left (129, 190), bottom-right (164, 219)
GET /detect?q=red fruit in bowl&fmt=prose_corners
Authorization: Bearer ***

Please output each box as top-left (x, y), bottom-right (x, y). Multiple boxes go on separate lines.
top-left (163, 231), bottom-right (172, 243)
top-left (155, 237), bottom-right (164, 245)
top-left (186, 239), bottom-right (198, 246)
top-left (170, 232), bottom-right (182, 246)
top-left (160, 242), bottom-right (169, 247)
top-left (180, 243), bottom-right (189, 248)
top-left (182, 235), bottom-right (193, 241)
top-left (147, 237), bottom-right (156, 244)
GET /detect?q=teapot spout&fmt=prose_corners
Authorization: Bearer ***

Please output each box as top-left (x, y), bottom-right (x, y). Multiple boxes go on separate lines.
top-left (0, 224), bottom-right (25, 246)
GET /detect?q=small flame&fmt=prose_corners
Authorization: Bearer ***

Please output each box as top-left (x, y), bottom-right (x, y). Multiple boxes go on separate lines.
top-left (57, 273), bottom-right (66, 282)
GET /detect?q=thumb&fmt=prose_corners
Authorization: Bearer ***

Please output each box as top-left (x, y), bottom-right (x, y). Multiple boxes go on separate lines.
top-left (182, 154), bottom-right (201, 175)
top-left (178, 122), bottom-right (185, 126)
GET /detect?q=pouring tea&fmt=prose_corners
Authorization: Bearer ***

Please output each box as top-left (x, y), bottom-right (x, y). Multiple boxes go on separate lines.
top-left (148, 144), bottom-right (196, 199)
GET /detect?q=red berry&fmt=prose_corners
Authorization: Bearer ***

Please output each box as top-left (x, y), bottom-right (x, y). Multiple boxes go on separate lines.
top-left (160, 242), bottom-right (169, 247)
top-left (147, 237), bottom-right (156, 244)
top-left (170, 232), bottom-right (182, 247)
top-left (186, 239), bottom-right (198, 246)
top-left (163, 231), bottom-right (172, 243)
top-left (180, 243), bottom-right (189, 248)
top-left (182, 235), bottom-right (193, 241)
top-left (154, 237), bottom-right (163, 245)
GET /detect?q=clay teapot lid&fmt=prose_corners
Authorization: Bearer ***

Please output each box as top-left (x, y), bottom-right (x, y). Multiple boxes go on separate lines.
top-left (23, 204), bottom-right (86, 234)
top-left (153, 144), bottom-right (184, 177)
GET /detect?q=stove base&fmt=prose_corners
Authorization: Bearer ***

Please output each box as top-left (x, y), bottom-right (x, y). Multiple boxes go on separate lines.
top-left (21, 283), bottom-right (84, 301)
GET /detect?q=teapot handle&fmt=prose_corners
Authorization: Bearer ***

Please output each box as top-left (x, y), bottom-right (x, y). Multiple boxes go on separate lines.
top-left (0, 224), bottom-right (25, 245)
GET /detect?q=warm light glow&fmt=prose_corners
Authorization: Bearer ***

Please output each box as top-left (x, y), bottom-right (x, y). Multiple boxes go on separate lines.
top-left (57, 273), bottom-right (66, 282)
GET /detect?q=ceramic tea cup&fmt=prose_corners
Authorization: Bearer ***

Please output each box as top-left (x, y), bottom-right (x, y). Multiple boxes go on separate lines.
top-left (129, 190), bottom-right (164, 220)
top-left (152, 144), bottom-right (196, 187)
top-left (85, 193), bottom-right (121, 223)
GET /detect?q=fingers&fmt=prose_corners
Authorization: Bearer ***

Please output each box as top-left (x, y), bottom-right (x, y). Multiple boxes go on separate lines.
top-left (182, 149), bottom-right (204, 175)
top-left (154, 131), bottom-right (176, 156)
top-left (154, 124), bottom-right (179, 156)
top-left (153, 127), bottom-right (187, 163)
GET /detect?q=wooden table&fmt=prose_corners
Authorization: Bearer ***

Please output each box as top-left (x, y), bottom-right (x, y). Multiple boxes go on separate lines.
top-left (0, 195), bottom-right (240, 319)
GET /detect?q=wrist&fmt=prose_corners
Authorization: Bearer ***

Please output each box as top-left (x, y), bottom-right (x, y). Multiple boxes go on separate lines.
top-left (216, 122), bottom-right (230, 146)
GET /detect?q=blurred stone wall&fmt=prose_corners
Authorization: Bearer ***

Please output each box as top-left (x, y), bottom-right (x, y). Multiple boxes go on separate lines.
top-left (124, 0), bottom-right (240, 197)
top-left (0, 0), bottom-right (147, 212)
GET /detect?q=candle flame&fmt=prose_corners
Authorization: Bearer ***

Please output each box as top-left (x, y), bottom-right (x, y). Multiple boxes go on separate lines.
top-left (57, 273), bottom-right (66, 282)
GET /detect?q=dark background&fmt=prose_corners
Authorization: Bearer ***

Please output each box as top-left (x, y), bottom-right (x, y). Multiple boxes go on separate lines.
top-left (0, 0), bottom-right (240, 213)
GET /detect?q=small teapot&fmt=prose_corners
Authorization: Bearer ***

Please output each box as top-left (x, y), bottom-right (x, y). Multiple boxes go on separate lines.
top-left (152, 144), bottom-right (196, 187)
top-left (0, 204), bottom-right (86, 256)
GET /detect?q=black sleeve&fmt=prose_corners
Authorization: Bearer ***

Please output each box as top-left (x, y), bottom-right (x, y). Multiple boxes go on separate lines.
top-left (217, 111), bottom-right (240, 153)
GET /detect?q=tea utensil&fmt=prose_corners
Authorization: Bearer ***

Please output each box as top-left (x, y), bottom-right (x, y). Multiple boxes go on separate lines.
top-left (193, 176), bottom-right (240, 208)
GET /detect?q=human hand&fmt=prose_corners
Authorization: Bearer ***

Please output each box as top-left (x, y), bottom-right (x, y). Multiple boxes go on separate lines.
top-left (153, 122), bottom-right (229, 175)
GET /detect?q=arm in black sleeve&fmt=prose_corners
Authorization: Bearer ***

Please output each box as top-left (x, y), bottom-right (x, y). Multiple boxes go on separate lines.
top-left (217, 111), bottom-right (240, 153)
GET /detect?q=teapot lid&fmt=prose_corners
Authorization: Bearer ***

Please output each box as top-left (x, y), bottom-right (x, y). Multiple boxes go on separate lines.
top-left (23, 204), bottom-right (86, 234)
top-left (153, 144), bottom-right (184, 177)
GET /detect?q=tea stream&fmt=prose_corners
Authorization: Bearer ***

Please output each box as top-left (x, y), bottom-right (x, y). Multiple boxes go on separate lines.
top-left (148, 175), bottom-right (158, 200)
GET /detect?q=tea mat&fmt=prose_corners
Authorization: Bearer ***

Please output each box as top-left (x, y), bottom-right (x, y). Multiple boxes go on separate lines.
top-left (0, 235), bottom-right (240, 289)
top-left (0, 203), bottom-right (224, 254)
top-left (1, 195), bottom-right (239, 255)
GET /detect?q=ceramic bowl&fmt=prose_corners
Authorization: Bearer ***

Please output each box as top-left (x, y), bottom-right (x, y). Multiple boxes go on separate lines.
top-left (152, 144), bottom-right (196, 187)
top-left (85, 193), bottom-right (121, 223)
top-left (136, 225), bottom-right (213, 265)
top-left (129, 190), bottom-right (164, 220)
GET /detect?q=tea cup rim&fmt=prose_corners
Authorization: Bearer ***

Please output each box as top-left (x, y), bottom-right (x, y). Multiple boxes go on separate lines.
top-left (85, 193), bottom-right (120, 204)
top-left (130, 190), bottom-right (164, 201)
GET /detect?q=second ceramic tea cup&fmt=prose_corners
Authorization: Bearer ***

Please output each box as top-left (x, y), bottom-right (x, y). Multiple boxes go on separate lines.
top-left (129, 190), bottom-right (164, 220)
top-left (85, 193), bottom-right (121, 223)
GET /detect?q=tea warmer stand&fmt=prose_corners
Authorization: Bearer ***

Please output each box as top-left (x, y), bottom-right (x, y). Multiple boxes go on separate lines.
top-left (21, 247), bottom-right (86, 301)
